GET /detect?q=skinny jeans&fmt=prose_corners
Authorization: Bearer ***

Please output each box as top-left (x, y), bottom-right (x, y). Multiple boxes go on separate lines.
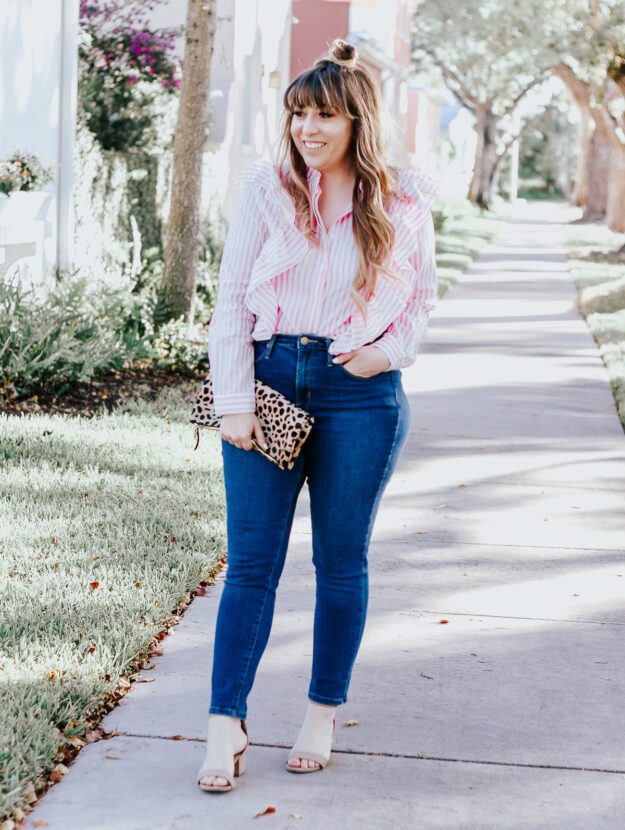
top-left (209, 333), bottom-right (411, 718)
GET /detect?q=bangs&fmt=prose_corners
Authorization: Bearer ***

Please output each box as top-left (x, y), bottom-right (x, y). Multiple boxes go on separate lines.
top-left (284, 66), bottom-right (352, 116)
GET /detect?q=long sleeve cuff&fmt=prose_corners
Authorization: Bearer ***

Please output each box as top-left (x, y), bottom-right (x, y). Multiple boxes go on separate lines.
top-left (213, 392), bottom-right (256, 417)
top-left (370, 332), bottom-right (405, 371)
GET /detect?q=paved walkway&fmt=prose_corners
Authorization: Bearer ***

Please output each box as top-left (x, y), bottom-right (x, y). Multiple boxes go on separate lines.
top-left (28, 202), bottom-right (625, 829)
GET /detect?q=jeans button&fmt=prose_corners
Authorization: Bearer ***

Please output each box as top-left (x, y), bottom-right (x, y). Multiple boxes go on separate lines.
top-left (300, 336), bottom-right (309, 345)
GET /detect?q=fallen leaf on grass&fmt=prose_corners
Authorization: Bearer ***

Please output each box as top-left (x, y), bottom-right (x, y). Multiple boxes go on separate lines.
top-left (84, 730), bottom-right (102, 743)
top-left (89, 581), bottom-right (99, 589)
top-left (64, 736), bottom-right (86, 749)
top-left (196, 586), bottom-right (207, 596)
top-left (134, 677), bottom-right (155, 683)
top-left (254, 806), bottom-right (276, 818)
top-left (343, 719), bottom-right (358, 727)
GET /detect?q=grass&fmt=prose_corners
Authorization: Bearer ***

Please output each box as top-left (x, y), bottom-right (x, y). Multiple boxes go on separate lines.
top-left (0, 383), bottom-right (226, 820)
top-left (434, 197), bottom-right (507, 298)
top-left (559, 219), bottom-right (625, 429)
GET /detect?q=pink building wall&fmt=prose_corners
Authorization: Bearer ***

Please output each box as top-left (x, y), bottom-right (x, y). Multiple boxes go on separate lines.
top-left (290, 0), bottom-right (350, 79)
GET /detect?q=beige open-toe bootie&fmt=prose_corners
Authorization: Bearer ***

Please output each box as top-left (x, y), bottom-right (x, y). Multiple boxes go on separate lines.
top-left (286, 717), bottom-right (335, 773)
top-left (197, 719), bottom-right (248, 792)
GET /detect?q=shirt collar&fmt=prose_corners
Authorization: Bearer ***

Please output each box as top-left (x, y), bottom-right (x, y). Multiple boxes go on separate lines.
top-left (306, 165), bottom-right (322, 195)
top-left (305, 166), bottom-right (356, 223)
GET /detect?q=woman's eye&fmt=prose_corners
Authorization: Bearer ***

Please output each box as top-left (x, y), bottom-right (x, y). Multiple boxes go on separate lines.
top-left (320, 111), bottom-right (333, 118)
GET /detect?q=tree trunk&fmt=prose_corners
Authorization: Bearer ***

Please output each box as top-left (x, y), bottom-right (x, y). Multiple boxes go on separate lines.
top-left (572, 104), bottom-right (593, 206)
top-left (490, 151), bottom-right (507, 202)
top-left (584, 117), bottom-right (611, 220)
top-left (468, 106), bottom-right (499, 208)
top-left (606, 144), bottom-right (625, 232)
top-left (550, 63), bottom-right (593, 207)
top-left (605, 122), bottom-right (625, 233)
top-left (158, 0), bottom-right (216, 324)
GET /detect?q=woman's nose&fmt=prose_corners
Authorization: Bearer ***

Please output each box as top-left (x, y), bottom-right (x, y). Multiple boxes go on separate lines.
top-left (302, 114), bottom-right (318, 135)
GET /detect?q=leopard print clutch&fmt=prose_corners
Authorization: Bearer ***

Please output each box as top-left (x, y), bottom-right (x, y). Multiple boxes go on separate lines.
top-left (190, 371), bottom-right (315, 471)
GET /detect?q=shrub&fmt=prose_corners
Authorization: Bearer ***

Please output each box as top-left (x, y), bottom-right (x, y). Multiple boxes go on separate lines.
top-left (0, 274), bottom-right (153, 400)
top-left (0, 267), bottom-right (214, 401)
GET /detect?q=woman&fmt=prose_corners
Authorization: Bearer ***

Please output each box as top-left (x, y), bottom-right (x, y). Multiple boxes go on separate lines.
top-left (197, 39), bottom-right (438, 792)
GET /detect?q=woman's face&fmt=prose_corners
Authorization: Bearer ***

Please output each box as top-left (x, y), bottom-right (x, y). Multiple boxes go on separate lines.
top-left (290, 105), bottom-right (353, 174)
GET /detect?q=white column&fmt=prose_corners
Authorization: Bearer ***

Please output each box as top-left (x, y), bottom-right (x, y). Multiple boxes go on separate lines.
top-left (57, 0), bottom-right (79, 273)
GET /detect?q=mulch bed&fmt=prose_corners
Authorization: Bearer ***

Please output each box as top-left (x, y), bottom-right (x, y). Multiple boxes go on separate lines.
top-left (0, 367), bottom-right (206, 419)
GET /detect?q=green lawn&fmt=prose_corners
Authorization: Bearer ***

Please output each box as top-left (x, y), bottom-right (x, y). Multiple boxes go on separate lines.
top-left (434, 197), bottom-right (507, 298)
top-left (559, 220), bottom-right (625, 429)
top-left (0, 384), bottom-right (226, 819)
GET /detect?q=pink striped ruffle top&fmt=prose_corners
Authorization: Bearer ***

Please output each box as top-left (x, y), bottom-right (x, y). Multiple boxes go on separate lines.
top-left (208, 159), bottom-right (439, 415)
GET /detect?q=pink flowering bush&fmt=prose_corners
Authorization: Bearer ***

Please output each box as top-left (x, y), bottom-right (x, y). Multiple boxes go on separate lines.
top-left (79, 0), bottom-right (181, 150)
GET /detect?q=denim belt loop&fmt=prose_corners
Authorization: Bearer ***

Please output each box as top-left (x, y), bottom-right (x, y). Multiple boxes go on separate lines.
top-left (265, 333), bottom-right (278, 358)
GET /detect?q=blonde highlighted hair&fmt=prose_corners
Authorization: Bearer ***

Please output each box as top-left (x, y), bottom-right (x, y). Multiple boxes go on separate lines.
top-left (276, 39), bottom-right (398, 314)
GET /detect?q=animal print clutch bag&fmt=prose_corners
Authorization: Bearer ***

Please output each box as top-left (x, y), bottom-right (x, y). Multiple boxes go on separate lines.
top-left (190, 371), bottom-right (314, 471)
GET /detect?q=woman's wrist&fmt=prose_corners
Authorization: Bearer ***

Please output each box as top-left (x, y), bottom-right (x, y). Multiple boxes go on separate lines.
top-left (368, 345), bottom-right (391, 372)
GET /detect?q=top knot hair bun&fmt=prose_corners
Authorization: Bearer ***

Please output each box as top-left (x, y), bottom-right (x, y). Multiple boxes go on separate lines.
top-left (327, 39), bottom-right (358, 69)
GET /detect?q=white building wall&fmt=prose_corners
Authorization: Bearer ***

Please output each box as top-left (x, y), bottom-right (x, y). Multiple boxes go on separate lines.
top-left (148, 0), bottom-right (292, 223)
top-left (0, 0), bottom-right (77, 284)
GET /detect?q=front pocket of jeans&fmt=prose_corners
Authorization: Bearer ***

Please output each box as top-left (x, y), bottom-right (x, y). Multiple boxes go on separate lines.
top-left (336, 362), bottom-right (382, 381)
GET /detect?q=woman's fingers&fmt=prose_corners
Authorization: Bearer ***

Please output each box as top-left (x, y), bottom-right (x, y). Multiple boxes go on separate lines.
top-left (331, 350), bottom-right (358, 364)
top-left (220, 413), bottom-right (257, 451)
top-left (220, 413), bottom-right (268, 452)
top-left (253, 419), bottom-right (269, 451)
top-left (335, 345), bottom-right (390, 376)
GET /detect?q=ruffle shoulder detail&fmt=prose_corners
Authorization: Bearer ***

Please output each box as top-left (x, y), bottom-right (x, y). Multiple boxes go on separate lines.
top-left (237, 158), bottom-right (282, 190)
top-left (237, 159), bottom-right (296, 223)
top-left (392, 166), bottom-right (439, 216)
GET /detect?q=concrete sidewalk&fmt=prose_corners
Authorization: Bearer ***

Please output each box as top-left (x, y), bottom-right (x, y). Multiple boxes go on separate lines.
top-left (28, 201), bottom-right (625, 829)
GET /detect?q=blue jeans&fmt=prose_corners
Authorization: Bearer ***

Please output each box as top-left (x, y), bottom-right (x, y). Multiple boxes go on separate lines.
top-left (209, 334), bottom-right (411, 718)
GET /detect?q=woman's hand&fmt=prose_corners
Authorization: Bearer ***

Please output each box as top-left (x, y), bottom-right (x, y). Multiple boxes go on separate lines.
top-left (220, 413), bottom-right (268, 451)
top-left (332, 345), bottom-right (391, 377)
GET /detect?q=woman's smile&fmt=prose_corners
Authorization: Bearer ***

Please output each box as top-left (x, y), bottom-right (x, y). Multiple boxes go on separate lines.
top-left (290, 106), bottom-right (352, 172)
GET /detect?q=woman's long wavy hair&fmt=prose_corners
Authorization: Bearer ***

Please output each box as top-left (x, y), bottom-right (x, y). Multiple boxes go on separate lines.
top-left (276, 39), bottom-right (399, 315)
